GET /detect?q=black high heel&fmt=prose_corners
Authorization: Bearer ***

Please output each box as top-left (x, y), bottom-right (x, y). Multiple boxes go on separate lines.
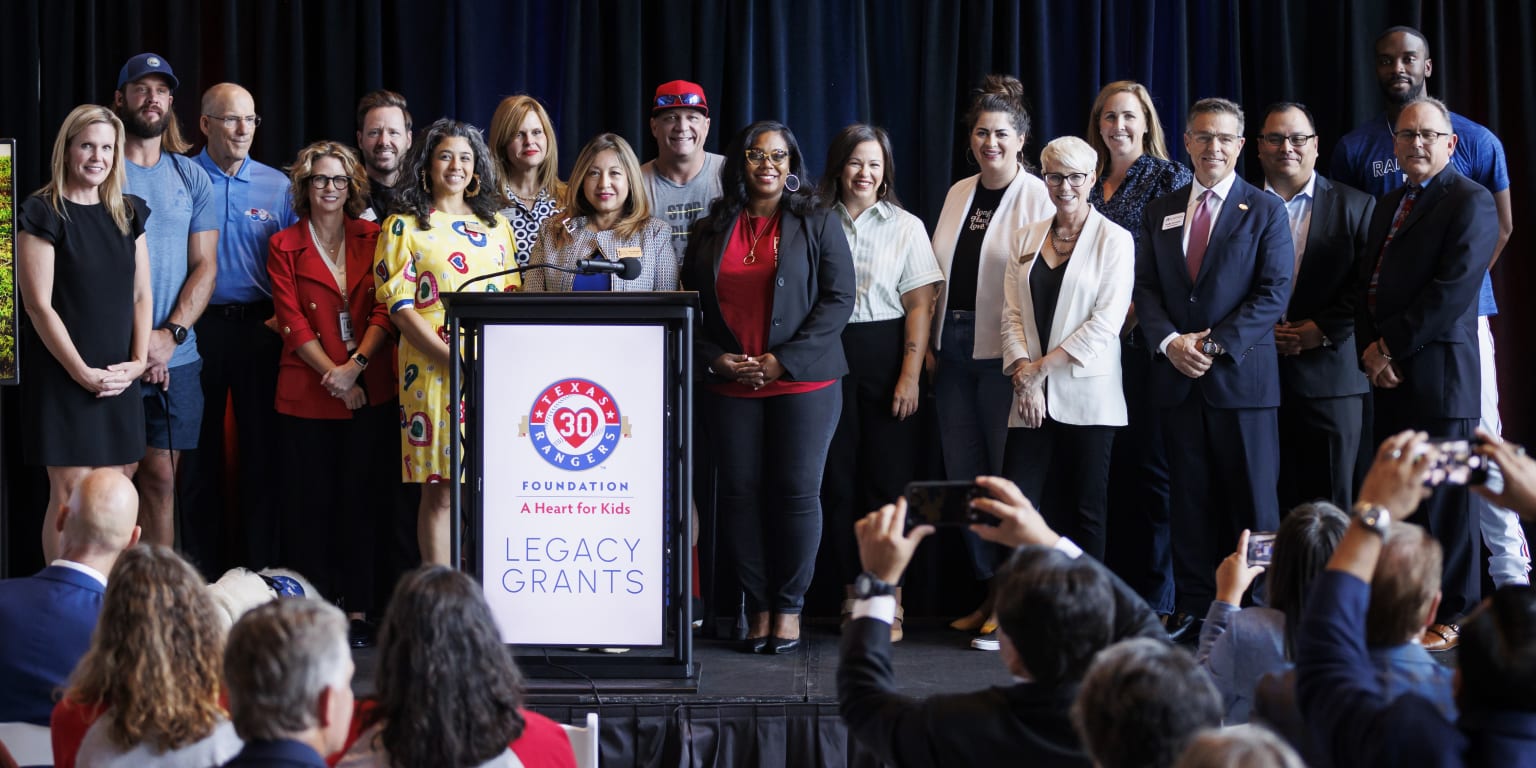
top-left (740, 635), bottom-right (769, 654)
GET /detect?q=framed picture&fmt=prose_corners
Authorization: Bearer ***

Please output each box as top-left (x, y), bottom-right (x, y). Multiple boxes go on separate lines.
top-left (0, 139), bottom-right (15, 385)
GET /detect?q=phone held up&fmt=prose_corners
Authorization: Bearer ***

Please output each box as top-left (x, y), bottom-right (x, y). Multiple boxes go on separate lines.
top-left (904, 481), bottom-right (1002, 530)
top-left (1246, 532), bottom-right (1277, 567)
top-left (1415, 437), bottom-right (1504, 495)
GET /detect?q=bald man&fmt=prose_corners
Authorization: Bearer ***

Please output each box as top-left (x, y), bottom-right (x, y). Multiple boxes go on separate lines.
top-left (0, 469), bottom-right (141, 724)
top-left (185, 83), bottom-right (295, 574)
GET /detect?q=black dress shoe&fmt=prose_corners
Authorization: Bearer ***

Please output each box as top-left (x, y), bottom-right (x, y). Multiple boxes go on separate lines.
top-left (740, 635), bottom-right (768, 654)
top-left (348, 617), bottom-right (376, 648)
top-left (767, 635), bottom-right (801, 654)
top-left (1165, 612), bottom-right (1200, 644)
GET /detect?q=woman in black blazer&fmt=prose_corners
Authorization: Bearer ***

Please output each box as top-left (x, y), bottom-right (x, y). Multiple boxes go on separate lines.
top-left (683, 120), bottom-right (854, 654)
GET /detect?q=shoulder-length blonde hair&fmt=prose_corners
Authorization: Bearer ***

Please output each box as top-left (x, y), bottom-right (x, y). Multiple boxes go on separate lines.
top-left (286, 140), bottom-right (371, 219)
top-left (548, 133), bottom-right (651, 248)
top-left (1085, 81), bottom-right (1173, 176)
top-left (41, 105), bottom-right (134, 235)
top-left (489, 94), bottom-right (566, 205)
top-left (63, 545), bottom-right (227, 752)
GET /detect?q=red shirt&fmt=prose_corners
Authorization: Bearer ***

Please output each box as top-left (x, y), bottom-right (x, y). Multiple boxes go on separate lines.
top-left (328, 698), bottom-right (576, 768)
top-left (710, 213), bottom-right (834, 398)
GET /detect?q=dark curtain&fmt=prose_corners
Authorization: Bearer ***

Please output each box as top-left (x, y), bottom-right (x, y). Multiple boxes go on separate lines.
top-left (2, 0), bottom-right (1532, 574)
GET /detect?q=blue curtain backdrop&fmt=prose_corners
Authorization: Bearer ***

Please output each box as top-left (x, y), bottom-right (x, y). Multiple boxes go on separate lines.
top-left (3, 0), bottom-right (1533, 560)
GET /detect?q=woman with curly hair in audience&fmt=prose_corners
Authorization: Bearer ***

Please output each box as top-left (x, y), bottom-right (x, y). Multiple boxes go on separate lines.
top-left (333, 565), bottom-right (575, 767)
top-left (50, 545), bottom-right (241, 768)
top-left (490, 94), bottom-right (565, 259)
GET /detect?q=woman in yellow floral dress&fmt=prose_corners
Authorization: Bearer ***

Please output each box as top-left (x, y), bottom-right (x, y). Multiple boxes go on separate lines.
top-left (375, 118), bottom-right (519, 565)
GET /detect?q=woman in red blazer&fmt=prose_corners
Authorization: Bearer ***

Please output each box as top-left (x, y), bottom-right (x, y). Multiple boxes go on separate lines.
top-left (268, 141), bottom-right (395, 641)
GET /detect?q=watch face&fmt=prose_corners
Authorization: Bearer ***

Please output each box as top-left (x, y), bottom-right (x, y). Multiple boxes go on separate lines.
top-left (855, 572), bottom-right (872, 595)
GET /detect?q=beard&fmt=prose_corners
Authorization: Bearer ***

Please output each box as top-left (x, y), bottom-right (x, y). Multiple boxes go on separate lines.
top-left (119, 105), bottom-right (169, 140)
top-left (1381, 78), bottom-right (1426, 106)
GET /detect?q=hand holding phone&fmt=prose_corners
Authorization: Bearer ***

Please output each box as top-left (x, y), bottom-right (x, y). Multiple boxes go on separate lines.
top-left (903, 481), bottom-right (1002, 529)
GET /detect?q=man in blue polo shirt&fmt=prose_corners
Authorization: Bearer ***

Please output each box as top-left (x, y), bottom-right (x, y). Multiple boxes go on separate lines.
top-left (189, 82), bottom-right (296, 573)
top-left (1330, 26), bottom-right (1527, 627)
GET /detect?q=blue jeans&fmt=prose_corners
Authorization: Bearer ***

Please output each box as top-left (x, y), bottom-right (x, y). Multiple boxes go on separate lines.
top-left (934, 312), bottom-right (1013, 580)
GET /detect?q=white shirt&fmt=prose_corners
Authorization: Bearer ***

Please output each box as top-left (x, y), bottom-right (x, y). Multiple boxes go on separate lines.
top-left (1264, 171), bottom-right (1316, 282)
top-left (50, 558), bottom-right (107, 587)
top-left (836, 200), bottom-right (944, 323)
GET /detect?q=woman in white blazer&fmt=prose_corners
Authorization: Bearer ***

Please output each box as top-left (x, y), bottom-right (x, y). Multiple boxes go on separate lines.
top-left (930, 74), bottom-right (1054, 648)
top-left (1000, 136), bottom-right (1134, 562)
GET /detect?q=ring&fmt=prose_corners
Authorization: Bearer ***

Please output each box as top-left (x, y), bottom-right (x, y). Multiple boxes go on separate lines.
top-left (1388, 449), bottom-right (1403, 460)
top-left (1518, 445), bottom-right (1528, 458)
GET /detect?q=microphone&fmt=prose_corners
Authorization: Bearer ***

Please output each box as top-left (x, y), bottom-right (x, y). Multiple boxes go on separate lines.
top-left (575, 255), bottom-right (643, 281)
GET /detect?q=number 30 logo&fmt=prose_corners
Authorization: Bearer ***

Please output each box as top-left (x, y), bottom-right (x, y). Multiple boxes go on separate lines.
top-left (525, 379), bottom-right (623, 470)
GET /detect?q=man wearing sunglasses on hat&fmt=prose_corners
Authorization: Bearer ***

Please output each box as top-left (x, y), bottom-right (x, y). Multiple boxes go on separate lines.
top-left (641, 80), bottom-right (725, 264)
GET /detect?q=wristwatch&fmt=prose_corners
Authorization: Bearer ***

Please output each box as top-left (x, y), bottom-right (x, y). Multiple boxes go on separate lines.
top-left (854, 571), bottom-right (897, 599)
top-left (1352, 502), bottom-right (1391, 536)
top-left (1200, 338), bottom-right (1225, 356)
top-left (351, 352), bottom-right (370, 370)
top-left (162, 323), bottom-right (189, 345)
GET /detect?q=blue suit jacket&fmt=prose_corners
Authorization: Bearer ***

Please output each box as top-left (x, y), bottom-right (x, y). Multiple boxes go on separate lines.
top-left (1133, 176), bottom-right (1293, 409)
top-left (0, 565), bottom-right (104, 724)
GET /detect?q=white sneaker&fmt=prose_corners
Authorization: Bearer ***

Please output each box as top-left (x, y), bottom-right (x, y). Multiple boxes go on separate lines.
top-left (970, 631), bottom-right (1000, 651)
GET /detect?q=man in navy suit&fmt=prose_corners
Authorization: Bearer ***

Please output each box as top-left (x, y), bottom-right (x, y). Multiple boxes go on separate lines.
top-left (1256, 102), bottom-right (1376, 510)
top-left (1356, 97), bottom-right (1497, 650)
top-left (0, 469), bottom-right (140, 724)
top-left (1133, 97), bottom-right (1293, 637)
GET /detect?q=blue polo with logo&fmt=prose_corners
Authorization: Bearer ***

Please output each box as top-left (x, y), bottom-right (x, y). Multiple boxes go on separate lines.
top-left (193, 149), bottom-right (297, 304)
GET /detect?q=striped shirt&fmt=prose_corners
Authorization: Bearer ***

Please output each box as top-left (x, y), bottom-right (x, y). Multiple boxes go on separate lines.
top-left (836, 200), bottom-right (944, 323)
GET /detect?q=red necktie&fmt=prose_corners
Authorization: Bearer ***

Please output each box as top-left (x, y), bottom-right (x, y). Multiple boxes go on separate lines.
top-left (1186, 190), bottom-right (1215, 281)
top-left (1368, 185), bottom-right (1420, 312)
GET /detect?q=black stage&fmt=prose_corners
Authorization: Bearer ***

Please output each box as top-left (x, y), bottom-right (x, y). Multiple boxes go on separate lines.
top-left (350, 619), bottom-right (1007, 768)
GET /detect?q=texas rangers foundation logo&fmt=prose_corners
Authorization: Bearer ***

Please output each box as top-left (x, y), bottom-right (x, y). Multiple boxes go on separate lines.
top-left (520, 378), bottom-right (630, 470)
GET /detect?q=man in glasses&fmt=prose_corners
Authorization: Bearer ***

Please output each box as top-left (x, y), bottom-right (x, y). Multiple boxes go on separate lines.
top-left (1256, 102), bottom-right (1375, 512)
top-left (111, 53), bottom-right (220, 552)
top-left (640, 80), bottom-right (724, 263)
top-left (1355, 97), bottom-right (1498, 653)
top-left (189, 82), bottom-right (297, 575)
top-left (1132, 97), bottom-right (1293, 641)
top-left (1331, 26), bottom-right (1528, 609)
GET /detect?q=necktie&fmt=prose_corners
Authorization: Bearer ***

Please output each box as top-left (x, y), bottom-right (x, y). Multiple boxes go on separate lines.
top-left (1368, 185), bottom-right (1421, 312)
top-left (1186, 190), bottom-right (1215, 281)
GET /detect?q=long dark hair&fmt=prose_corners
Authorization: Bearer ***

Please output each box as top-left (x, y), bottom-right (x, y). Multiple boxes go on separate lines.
top-left (366, 566), bottom-right (525, 768)
top-left (696, 120), bottom-right (818, 239)
top-left (1268, 502), bottom-right (1349, 659)
top-left (395, 118), bottom-right (504, 231)
top-left (817, 123), bottom-right (904, 210)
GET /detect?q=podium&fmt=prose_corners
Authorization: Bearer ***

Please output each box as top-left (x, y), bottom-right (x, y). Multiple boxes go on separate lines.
top-left (444, 291), bottom-right (700, 688)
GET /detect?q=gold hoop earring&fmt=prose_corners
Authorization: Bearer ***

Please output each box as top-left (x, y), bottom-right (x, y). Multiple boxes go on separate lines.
top-left (964, 148), bottom-right (979, 168)
top-left (466, 174), bottom-right (482, 199)
top-left (419, 170), bottom-right (430, 194)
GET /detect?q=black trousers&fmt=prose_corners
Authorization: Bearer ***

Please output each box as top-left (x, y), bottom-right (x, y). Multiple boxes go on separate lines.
top-left (1277, 390), bottom-right (1364, 511)
top-left (821, 319), bottom-right (922, 584)
top-left (706, 384), bottom-right (840, 614)
top-left (1105, 330), bottom-right (1175, 614)
top-left (1003, 418), bottom-right (1117, 561)
top-left (183, 302), bottom-right (283, 573)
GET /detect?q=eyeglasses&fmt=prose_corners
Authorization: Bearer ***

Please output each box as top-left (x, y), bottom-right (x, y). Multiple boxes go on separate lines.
top-left (206, 114), bottom-right (261, 128)
top-left (307, 175), bottom-right (350, 190)
top-left (1259, 133), bottom-right (1316, 148)
top-left (1188, 132), bottom-right (1241, 148)
top-left (1043, 172), bottom-right (1090, 188)
top-left (655, 93), bottom-right (705, 108)
top-left (1393, 129), bottom-right (1450, 145)
top-left (745, 148), bottom-right (790, 166)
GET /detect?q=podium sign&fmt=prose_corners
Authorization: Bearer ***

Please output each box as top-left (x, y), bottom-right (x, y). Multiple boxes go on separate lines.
top-left (480, 323), bottom-right (666, 646)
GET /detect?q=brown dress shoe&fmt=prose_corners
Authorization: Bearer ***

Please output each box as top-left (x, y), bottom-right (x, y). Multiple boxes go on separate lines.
top-left (1423, 622), bottom-right (1460, 653)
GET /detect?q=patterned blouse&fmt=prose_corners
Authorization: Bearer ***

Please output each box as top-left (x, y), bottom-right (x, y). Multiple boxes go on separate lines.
top-left (1088, 154), bottom-right (1193, 244)
top-left (500, 186), bottom-right (562, 263)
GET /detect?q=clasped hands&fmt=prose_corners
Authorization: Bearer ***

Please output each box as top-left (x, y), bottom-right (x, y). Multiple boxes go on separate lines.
top-left (712, 352), bottom-right (784, 391)
top-left (1009, 359), bottom-right (1047, 428)
top-left (1274, 319), bottom-right (1324, 356)
top-left (82, 359), bottom-right (148, 398)
top-left (1360, 339), bottom-right (1403, 389)
top-left (322, 363), bottom-right (366, 409)
top-left (1167, 328), bottom-right (1215, 379)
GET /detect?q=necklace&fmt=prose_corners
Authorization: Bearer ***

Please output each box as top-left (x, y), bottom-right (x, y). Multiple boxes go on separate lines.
top-left (308, 219), bottom-right (345, 263)
top-left (1049, 229), bottom-right (1077, 256)
top-left (504, 184), bottom-right (538, 205)
top-left (1052, 219), bottom-right (1084, 242)
top-left (743, 212), bottom-right (780, 265)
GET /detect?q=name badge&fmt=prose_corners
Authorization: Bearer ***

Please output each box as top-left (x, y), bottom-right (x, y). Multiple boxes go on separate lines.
top-left (339, 311), bottom-right (355, 344)
top-left (1162, 213), bottom-right (1185, 230)
top-left (617, 246), bottom-right (642, 259)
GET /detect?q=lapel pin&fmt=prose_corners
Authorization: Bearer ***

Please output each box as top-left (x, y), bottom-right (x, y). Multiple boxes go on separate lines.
top-left (1238, 203), bottom-right (1249, 211)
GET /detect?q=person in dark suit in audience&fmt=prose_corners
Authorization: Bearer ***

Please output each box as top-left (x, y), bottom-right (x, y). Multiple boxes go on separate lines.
top-left (0, 469), bottom-right (140, 725)
top-left (1133, 97), bottom-right (1293, 638)
top-left (837, 476), bottom-right (1163, 767)
top-left (1254, 102), bottom-right (1375, 510)
top-left (1354, 97), bottom-right (1497, 652)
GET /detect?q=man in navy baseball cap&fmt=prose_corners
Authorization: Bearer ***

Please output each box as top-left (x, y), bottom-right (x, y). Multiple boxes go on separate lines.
top-left (117, 52), bottom-right (180, 92)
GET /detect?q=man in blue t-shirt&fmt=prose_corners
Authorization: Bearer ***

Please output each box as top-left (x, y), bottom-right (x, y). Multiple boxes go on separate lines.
top-left (1330, 26), bottom-right (1528, 613)
top-left (186, 82), bottom-right (296, 574)
top-left (112, 53), bottom-right (220, 550)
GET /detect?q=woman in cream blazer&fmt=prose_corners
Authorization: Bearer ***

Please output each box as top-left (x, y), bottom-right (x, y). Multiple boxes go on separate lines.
top-left (1000, 136), bottom-right (1133, 562)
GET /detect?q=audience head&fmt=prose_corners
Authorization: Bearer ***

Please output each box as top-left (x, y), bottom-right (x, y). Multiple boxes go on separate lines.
top-left (1268, 502), bottom-right (1349, 657)
top-left (701, 120), bottom-right (816, 237)
top-left (1457, 586), bottom-right (1536, 714)
top-left (396, 117), bottom-right (503, 230)
top-left (1174, 725), bottom-right (1306, 768)
top-left (369, 565), bottom-right (526, 768)
top-left (649, 79), bottom-right (711, 163)
top-left (113, 52), bottom-right (191, 153)
top-left (1393, 97), bottom-right (1456, 185)
top-left (1072, 638), bottom-right (1222, 768)
top-left (819, 123), bottom-right (903, 211)
top-left (1255, 102), bottom-right (1319, 190)
top-left (965, 73), bottom-right (1032, 171)
top-left (64, 545), bottom-right (226, 752)
top-left (355, 89), bottom-right (413, 183)
top-left (556, 133), bottom-right (649, 240)
top-left (199, 83), bottom-right (260, 167)
top-left (1374, 26), bottom-right (1433, 105)
top-left (489, 94), bottom-right (563, 204)
top-left (994, 546), bottom-right (1115, 685)
top-left (1183, 97), bottom-right (1245, 188)
top-left (1366, 522), bottom-right (1443, 646)
top-left (1087, 80), bottom-right (1172, 173)
top-left (45, 105), bottom-right (133, 235)
top-left (57, 467), bottom-right (141, 569)
top-left (287, 140), bottom-right (371, 219)
top-left (225, 599), bottom-right (353, 755)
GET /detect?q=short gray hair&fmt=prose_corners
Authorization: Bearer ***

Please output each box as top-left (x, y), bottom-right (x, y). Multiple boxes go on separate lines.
top-left (1187, 97), bottom-right (1245, 134)
top-left (1399, 96), bottom-right (1452, 130)
top-left (225, 599), bottom-right (350, 741)
top-left (1040, 136), bottom-right (1098, 176)
top-left (1174, 725), bottom-right (1306, 768)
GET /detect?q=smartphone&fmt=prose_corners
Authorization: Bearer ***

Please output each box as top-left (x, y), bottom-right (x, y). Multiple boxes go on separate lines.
top-left (903, 481), bottom-right (1001, 528)
top-left (1246, 531), bottom-right (1277, 567)
top-left (1415, 438), bottom-right (1500, 490)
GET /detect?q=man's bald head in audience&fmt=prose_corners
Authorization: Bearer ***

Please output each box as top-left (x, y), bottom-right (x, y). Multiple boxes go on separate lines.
top-left (58, 468), bottom-right (141, 567)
